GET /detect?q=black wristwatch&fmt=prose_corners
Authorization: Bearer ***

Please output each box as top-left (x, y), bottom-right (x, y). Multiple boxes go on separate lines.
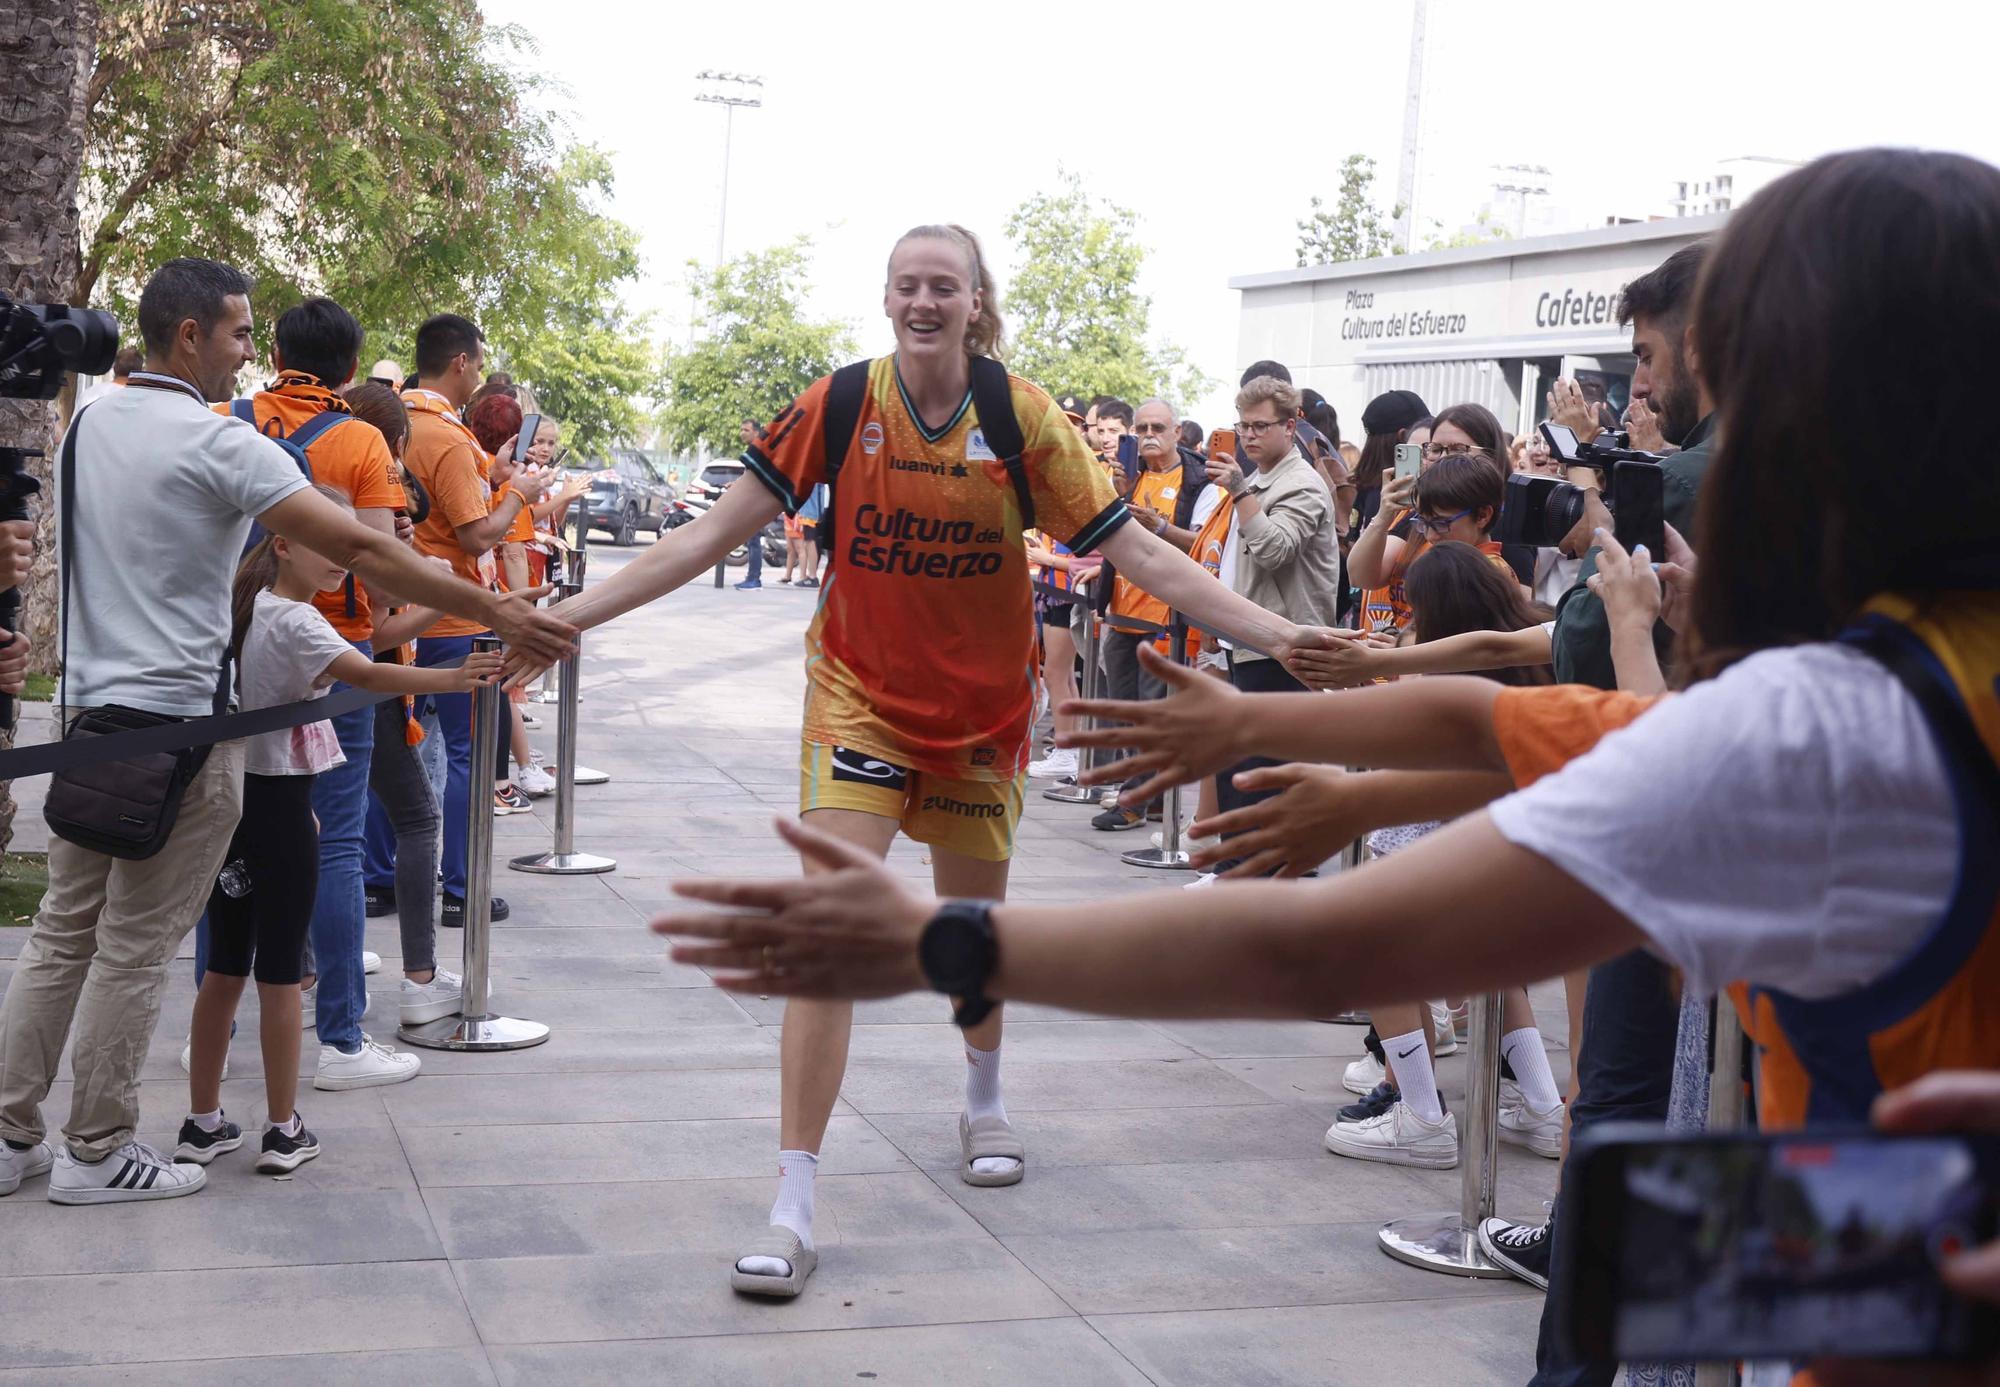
top-left (919, 900), bottom-right (999, 1029)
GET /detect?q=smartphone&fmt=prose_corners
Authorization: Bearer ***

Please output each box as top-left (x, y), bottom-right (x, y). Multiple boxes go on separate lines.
top-left (1609, 459), bottom-right (1665, 559)
top-left (1558, 1124), bottom-right (2000, 1364)
top-left (1115, 432), bottom-right (1141, 483)
top-left (513, 413), bottom-right (542, 463)
top-left (1208, 428), bottom-right (1237, 460)
top-left (1393, 442), bottom-right (1424, 480)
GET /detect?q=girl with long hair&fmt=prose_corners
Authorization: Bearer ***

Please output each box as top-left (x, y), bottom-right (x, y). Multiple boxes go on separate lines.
top-left (176, 488), bottom-right (498, 1174)
top-left (502, 222), bottom-right (1343, 1298)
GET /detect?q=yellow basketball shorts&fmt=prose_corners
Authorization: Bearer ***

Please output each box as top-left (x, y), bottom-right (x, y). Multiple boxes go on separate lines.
top-left (798, 743), bottom-right (1026, 863)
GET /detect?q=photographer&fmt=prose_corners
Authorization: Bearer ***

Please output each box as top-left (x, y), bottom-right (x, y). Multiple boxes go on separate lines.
top-left (0, 258), bottom-right (572, 1205)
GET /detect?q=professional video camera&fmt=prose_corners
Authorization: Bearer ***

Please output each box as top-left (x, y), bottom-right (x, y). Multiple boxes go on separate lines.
top-left (0, 292), bottom-right (121, 729)
top-left (0, 291), bottom-right (119, 401)
top-left (1497, 421), bottom-right (1666, 558)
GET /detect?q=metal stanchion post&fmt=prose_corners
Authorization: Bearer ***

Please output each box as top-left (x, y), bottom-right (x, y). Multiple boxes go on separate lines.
top-left (1691, 999), bottom-right (1748, 1387)
top-left (1377, 990), bottom-right (1510, 1276)
top-left (714, 559), bottom-right (725, 588)
top-left (402, 636), bottom-right (551, 1052)
top-left (512, 584), bottom-right (616, 877)
top-left (1043, 580), bottom-right (1104, 805)
top-left (1121, 618), bottom-right (1191, 870)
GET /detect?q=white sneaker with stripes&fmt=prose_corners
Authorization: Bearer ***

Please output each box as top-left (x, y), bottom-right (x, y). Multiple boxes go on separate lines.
top-left (47, 1141), bottom-right (206, 1204)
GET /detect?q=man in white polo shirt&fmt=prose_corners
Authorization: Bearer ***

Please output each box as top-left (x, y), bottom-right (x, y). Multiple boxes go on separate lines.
top-left (0, 258), bottom-right (574, 1205)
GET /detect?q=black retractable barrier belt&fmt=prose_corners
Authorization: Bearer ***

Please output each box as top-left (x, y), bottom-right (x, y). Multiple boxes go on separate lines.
top-left (0, 683), bottom-right (401, 781)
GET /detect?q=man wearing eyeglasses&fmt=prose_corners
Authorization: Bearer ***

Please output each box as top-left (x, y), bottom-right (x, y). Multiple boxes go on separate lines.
top-left (1197, 371), bottom-right (1345, 879)
top-left (1092, 398), bottom-right (1202, 832)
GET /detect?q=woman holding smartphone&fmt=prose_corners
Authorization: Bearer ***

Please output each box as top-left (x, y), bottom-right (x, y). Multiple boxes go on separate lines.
top-left (501, 222), bottom-right (1346, 1299)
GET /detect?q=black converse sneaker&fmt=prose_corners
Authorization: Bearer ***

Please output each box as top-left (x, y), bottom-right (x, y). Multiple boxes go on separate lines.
top-left (256, 1116), bottom-right (321, 1174)
top-left (173, 1114), bottom-right (244, 1165)
top-left (1477, 1216), bottom-right (1552, 1290)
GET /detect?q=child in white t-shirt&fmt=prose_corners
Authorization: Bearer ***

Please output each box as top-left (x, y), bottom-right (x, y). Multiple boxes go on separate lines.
top-left (176, 494), bottom-right (499, 1175)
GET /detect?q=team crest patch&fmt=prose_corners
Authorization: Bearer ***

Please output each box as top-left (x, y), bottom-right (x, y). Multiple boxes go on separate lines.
top-left (971, 747), bottom-right (998, 768)
top-left (861, 422), bottom-right (884, 455)
top-left (965, 429), bottom-right (998, 464)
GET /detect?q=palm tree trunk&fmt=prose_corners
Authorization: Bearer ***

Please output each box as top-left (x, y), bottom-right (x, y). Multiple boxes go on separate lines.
top-left (0, 0), bottom-right (97, 853)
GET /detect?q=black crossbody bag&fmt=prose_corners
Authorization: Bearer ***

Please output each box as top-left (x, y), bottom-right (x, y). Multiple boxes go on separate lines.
top-left (43, 406), bottom-right (230, 859)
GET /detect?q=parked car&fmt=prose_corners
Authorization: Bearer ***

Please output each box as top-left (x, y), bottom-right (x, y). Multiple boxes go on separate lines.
top-left (582, 449), bottom-right (674, 546)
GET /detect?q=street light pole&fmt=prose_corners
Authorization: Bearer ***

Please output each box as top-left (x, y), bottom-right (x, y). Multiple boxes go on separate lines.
top-left (694, 70), bottom-right (764, 268)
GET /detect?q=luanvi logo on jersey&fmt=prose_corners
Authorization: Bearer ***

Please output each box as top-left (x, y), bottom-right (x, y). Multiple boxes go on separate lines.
top-left (889, 456), bottom-right (950, 476)
top-left (830, 749), bottom-right (908, 789)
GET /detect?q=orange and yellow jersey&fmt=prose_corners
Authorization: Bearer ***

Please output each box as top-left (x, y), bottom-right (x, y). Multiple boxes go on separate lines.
top-left (1732, 591), bottom-right (2000, 1131)
top-left (745, 357), bottom-right (1128, 781)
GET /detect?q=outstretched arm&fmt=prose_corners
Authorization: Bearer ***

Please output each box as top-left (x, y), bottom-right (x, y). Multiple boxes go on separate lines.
top-left (1098, 521), bottom-right (1350, 664)
top-left (660, 814), bottom-right (1640, 1020)
top-left (563, 476), bottom-right (779, 631)
top-left (1058, 643), bottom-right (1508, 803)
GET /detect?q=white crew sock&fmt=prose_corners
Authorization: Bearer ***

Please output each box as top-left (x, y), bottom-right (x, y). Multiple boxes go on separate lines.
top-left (1502, 1027), bottom-right (1562, 1111)
top-left (738, 1150), bottom-right (819, 1277)
top-left (188, 1109), bottom-right (225, 1133)
top-left (1383, 1028), bottom-right (1443, 1123)
top-left (964, 1040), bottom-right (1019, 1178)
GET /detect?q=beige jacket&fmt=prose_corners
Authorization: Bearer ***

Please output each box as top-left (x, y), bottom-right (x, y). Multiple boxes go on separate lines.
top-left (1228, 447), bottom-right (1342, 662)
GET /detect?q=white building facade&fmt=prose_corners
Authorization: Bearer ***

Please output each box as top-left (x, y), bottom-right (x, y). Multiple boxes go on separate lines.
top-left (1230, 215), bottom-right (1725, 442)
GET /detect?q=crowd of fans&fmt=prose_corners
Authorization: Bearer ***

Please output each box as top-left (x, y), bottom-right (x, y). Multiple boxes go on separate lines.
top-left (0, 145), bottom-right (1995, 1384)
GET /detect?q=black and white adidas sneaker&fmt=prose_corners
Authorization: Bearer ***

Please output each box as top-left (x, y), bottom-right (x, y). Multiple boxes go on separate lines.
top-left (48, 1141), bottom-right (206, 1204)
top-left (255, 1117), bottom-right (321, 1174)
top-left (173, 1114), bottom-right (244, 1166)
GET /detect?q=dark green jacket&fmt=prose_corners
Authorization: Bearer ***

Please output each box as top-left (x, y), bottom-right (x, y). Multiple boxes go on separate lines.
top-left (1550, 413), bottom-right (1716, 690)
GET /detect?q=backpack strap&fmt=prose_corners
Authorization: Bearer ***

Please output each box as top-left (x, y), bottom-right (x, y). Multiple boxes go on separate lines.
top-left (821, 359), bottom-right (872, 490)
top-left (229, 399), bottom-right (258, 427)
top-left (285, 410), bottom-right (350, 454)
top-left (968, 356), bottom-right (1033, 530)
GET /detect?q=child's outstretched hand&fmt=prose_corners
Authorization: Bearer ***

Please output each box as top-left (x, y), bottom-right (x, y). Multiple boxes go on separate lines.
top-left (453, 650), bottom-right (505, 690)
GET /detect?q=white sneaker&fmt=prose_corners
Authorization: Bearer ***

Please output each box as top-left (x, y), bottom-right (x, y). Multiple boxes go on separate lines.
top-left (1498, 1097), bottom-right (1565, 1158)
top-left (1182, 872), bottom-right (1220, 891)
top-left (400, 969), bottom-right (464, 1025)
top-left (178, 1035), bottom-right (230, 1081)
top-left (1027, 748), bottom-right (1077, 780)
top-left (0, 1139), bottom-right (54, 1196)
top-left (516, 762), bottom-right (557, 797)
top-left (1429, 1000), bottom-right (1459, 1056)
top-left (1342, 1053), bottom-right (1385, 1095)
top-left (363, 951), bottom-right (382, 975)
top-left (315, 1036), bottom-right (421, 1091)
top-left (1324, 1100), bottom-right (1459, 1169)
top-left (48, 1141), bottom-right (206, 1204)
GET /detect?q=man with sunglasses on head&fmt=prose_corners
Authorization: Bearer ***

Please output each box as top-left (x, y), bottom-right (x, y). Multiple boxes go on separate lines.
top-left (1193, 367), bottom-right (1345, 881)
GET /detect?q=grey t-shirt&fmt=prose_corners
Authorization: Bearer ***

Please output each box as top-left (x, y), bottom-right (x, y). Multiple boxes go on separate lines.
top-left (58, 380), bottom-right (312, 716)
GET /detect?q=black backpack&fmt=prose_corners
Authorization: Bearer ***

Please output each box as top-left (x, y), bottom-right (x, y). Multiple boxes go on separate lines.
top-left (816, 356), bottom-right (1033, 565)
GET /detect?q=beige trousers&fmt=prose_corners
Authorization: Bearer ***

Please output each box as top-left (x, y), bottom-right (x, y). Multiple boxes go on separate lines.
top-left (0, 734), bottom-right (244, 1160)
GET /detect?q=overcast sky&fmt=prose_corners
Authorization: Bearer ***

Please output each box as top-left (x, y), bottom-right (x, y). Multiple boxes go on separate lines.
top-left (477, 0), bottom-right (1996, 427)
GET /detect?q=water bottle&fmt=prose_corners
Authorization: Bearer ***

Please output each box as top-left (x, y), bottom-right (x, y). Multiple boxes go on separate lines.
top-left (217, 860), bottom-right (251, 899)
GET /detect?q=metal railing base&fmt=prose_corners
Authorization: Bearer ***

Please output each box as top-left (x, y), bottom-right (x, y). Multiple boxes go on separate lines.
top-left (510, 849), bottom-right (617, 876)
top-left (1041, 783), bottom-right (1099, 804)
top-left (1377, 1214), bottom-right (1510, 1277)
top-left (1121, 845), bottom-right (1191, 870)
top-left (400, 1012), bottom-right (550, 1052)
top-left (571, 764), bottom-right (610, 785)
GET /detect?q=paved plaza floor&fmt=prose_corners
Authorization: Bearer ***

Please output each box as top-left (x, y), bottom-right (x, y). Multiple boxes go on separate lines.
top-left (0, 542), bottom-right (1564, 1384)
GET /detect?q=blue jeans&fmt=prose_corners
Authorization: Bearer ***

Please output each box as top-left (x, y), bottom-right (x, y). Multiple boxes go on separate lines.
top-left (306, 643), bottom-right (375, 1052)
top-left (744, 537), bottom-right (763, 582)
top-left (415, 634), bottom-right (479, 902)
top-left (1532, 949), bottom-right (1680, 1385)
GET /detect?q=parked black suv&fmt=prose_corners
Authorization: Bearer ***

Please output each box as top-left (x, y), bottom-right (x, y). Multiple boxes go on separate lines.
top-left (582, 449), bottom-right (674, 546)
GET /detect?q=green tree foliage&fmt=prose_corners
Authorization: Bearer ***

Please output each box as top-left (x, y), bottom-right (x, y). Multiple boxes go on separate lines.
top-left (1296, 154), bottom-right (1405, 266)
top-left (81, 1), bottom-right (653, 450)
top-left (1004, 173), bottom-right (1211, 407)
top-left (1419, 211), bottom-right (1514, 253)
top-left (658, 238), bottom-right (857, 457)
